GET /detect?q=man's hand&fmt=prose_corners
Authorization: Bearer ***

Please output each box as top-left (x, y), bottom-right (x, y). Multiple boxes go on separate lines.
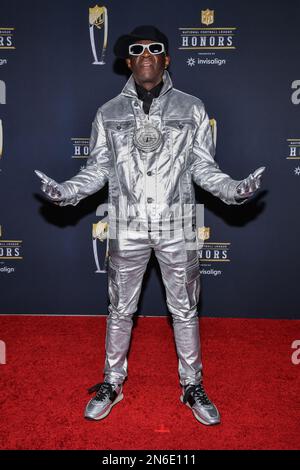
top-left (34, 169), bottom-right (67, 205)
top-left (235, 166), bottom-right (265, 200)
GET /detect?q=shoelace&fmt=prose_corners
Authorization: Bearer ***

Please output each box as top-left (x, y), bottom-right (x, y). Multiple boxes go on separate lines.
top-left (87, 382), bottom-right (114, 402)
top-left (183, 383), bottom-right (212, 406)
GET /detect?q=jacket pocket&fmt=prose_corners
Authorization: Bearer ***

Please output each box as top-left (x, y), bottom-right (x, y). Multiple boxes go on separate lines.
top-left (106, 120), bottom-right (135, 163)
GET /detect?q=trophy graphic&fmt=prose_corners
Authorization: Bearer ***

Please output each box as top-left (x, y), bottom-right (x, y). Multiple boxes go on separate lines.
top-left (89, 5), bottom-right (108, 65)
top-left (209, 118), bottom-right (217, 149)
top-left (92, 220), bottom-right (109, 273)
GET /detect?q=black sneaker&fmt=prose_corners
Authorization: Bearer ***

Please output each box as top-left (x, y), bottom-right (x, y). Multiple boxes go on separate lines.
top-left (84, 382), bottom-right (123, 420)
top-left (181, 382), bottom-right (221, 425)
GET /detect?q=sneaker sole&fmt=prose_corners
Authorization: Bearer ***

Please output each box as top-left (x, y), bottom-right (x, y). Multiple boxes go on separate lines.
top-left (85, 392), bottom-right (124, 421)
top-left (180, 395), bottom-right (221, 426)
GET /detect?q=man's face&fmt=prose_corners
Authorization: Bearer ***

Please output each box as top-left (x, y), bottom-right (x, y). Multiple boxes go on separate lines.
top-left (125, 39), bottom-right (170, 86)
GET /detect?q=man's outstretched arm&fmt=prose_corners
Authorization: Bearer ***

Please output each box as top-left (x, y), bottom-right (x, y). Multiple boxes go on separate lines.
top-left (190, 103), bottom-right (265, 205)
top-left (35, 110), bottom-right (110, 206)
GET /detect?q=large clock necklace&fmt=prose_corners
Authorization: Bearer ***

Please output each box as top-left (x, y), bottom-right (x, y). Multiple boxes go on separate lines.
top-left (133, 117), bottom-right (163, 153)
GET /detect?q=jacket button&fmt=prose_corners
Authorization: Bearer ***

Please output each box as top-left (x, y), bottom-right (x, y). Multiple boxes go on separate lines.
top-left (147, 171), bottom-right (152, 176)
top-left (133, 101), bottom-right (139, 107)
top-left (116, 125), bottom-right (121, 130)
top-left (147, 197), bottom-right (153, 203)
top-left (178, 123), bottom-right (184, 129)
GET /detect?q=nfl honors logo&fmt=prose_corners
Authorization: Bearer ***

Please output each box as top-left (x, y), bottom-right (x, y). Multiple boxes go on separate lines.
top-left (197, 227), bottom-right (231, 271)
top-left (71, 137), bottom-right (90, 159)
top-left (0, 27), bottom-right (15, 50)
top-left (0, 225), bottom-right (23, 261)
top-left (201, 9), bottom-right (214, 26)
top-left (179, 7), bottom-right (236, 65)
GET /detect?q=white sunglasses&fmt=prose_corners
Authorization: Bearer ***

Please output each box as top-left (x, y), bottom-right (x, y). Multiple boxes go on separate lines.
top-left (129, 42), bottom-right (165, 56)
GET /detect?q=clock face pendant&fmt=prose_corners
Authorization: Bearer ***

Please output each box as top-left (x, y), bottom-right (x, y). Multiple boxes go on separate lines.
top-left (133, 124), bottom-right (163, 152)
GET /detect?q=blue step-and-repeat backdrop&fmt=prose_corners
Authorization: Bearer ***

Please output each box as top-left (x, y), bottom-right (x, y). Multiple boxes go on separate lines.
top-left (0, 0), bottom-right (299, 318)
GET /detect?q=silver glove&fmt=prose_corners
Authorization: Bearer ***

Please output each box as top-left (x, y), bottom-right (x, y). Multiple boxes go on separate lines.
top-left (34, 170), bottom-right (69, 205)
top-left (235, 166), bottom-right (265, 200)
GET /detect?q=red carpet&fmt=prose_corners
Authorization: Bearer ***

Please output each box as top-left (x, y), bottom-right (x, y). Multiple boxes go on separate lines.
top-left (0, 315), bottom-right (299, 450)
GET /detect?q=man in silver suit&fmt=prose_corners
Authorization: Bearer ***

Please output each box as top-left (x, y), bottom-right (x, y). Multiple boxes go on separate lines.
top-left (35, 26), bottom-right (264, 426)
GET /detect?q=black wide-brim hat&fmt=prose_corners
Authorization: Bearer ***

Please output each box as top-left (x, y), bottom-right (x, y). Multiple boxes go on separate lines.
top-left (114, 25), bottom-right (169, 59)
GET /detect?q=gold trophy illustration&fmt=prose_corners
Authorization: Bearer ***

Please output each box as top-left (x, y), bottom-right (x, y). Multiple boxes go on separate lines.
top-left (89, 5), bottom-right (108, 65)
top-left (209, 118), bottom-right (217, 149)
top-left (92, 220), bottom-right (109, 273)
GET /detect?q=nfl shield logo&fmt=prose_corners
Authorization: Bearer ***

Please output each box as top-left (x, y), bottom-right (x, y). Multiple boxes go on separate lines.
top-left (89, 5), bottom-right (106, 27)
top-left (201, 9), bottom-right (214, 26)
top-left (197, 227), bottom-right (210, 241)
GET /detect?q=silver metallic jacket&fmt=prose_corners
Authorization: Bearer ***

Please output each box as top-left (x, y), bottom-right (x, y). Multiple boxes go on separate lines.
top-left (60, 71), bottom-right (243, 226)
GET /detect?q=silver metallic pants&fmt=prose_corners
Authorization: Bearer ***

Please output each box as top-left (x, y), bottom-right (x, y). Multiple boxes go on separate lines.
top-left (104, 228), bottom-right (202, 386)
